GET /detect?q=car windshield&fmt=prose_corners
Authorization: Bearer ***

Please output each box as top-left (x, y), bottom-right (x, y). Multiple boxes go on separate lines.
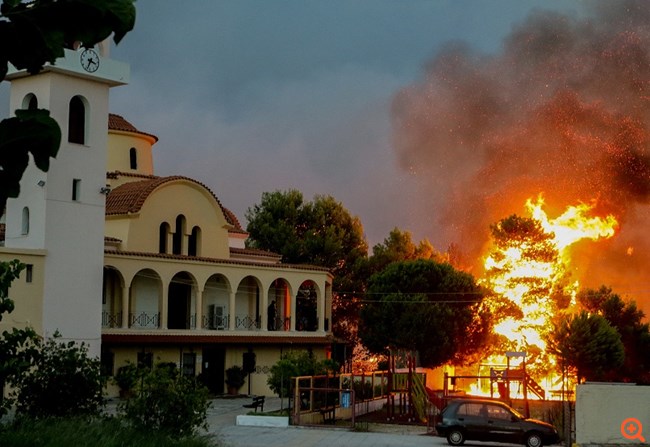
top-left (509, 406), bottom-right (524, 419)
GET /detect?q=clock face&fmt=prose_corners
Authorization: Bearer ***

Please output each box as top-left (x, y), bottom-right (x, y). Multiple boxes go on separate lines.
top-left (80, 48), bottom-right (100, 73)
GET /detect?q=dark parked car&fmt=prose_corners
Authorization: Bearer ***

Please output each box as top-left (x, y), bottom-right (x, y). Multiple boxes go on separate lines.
top-left (435, 398), bottom-right (559, 447)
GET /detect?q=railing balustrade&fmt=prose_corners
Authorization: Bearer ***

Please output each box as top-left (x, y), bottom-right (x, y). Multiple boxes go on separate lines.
top-left (129, 311), bottom-right (160, 329)
top-left (235, 315), bottom-right (260, 330)
top-left (101, 311), bottom-right (122, 328)
top-left (202, 314), bottom-right (230, 330)
top-left (268, 316), bottom-right (291, 331)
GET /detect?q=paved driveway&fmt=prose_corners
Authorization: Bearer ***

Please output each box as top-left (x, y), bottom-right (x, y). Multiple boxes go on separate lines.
top-left (206, 396), bottom-right (442, 447)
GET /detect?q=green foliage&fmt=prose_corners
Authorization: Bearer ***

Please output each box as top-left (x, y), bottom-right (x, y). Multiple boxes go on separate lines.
top-left (359, 259), bottom-right (491, 367)
top-left (246, 189), bottom-right (368, 342)
top-left (0, 417), bottom-right (217, 447)
top-left (267, 351), bottom-right (338, 398)
top-left (0, 260), bottom-right (40, 419)
top-left (546, 311), bottom-right (625, 383)
top-left (224, 365), bottom-right (246, 390)
top-left (368, 227), bottom-right (444, 274)
top-left (12, 332), bottom-right (105, 419)
top-left (0, 0), bottom-right (136, 211)
top-left (114, 362), bottom-right (140, 392)
top-left (578, 286), bottom-right (650, 383)
top-left (119, 364), bottom-right (210, 439)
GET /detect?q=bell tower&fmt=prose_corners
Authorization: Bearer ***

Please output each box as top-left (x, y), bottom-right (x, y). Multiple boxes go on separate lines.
top-left (4, 43), bottom-right (129, 356)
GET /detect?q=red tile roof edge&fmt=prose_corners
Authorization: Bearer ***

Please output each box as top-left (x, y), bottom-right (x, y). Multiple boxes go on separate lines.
top-left (108, 113), bottom-right (159, 142)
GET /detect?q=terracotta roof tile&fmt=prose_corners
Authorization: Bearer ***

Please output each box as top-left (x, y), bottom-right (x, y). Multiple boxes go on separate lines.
top-left (105, 174), bottom-right (244, 232)
top-left (108, 114), bottom-right (159, 142)
top-left (230, 247), bottom-right (281, 259)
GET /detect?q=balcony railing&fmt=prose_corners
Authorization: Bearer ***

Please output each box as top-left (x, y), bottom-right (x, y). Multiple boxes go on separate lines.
top-left (268, 316), bottom-right (291, 331)
top-left (202, 314), bottom-right (230, 330)
top-left (102, 311), bottom-right (122, 328)
top-left (129, 311), bottom-right (160, 329)
top-left (235, 315), bottom-right (260, 330)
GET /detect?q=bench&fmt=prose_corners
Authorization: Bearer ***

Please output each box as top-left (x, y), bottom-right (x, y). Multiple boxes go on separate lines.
top-left (243, 395), bottom-right (265, 412)
top-left (319, 406), bottom-right (336, 424)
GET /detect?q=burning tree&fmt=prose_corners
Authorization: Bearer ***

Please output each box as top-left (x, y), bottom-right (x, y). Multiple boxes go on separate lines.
top-left (481, 197), bottom-right (618, 379)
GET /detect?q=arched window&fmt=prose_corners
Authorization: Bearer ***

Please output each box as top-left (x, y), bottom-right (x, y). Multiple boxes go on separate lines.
top-left (188, 226), bottom-right (201, 256)
top-left (22, 93), bottom-right (38, 110)
top-left (21, 207), bottom-right (29, 235)
top-left (172, 215), bottom-right (186, 255)
top-left (159, 222), bottom-right (170, 254)
top-left (129, 147), bottom-right (138, 170)
top-left (68, 96), bottom-right (86, 144)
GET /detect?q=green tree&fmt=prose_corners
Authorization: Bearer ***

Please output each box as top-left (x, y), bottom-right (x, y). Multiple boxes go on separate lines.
top-left (246, 189), bottom-right (368, 342)
top-left (267, 351), bottom-right (338, 398)
top-left (0, 0), bottom-right (136, 211)
top-left (367, 227), bottom-right (443, 275)
top-left (359, 259), bottom-right (491, 367)
top-left (546, 311), bottom-right (625, 383)
top-left (119, 364), bottom-right (210, 439)
top-left (12, 332), bottom-right (105, 419)
top-left (578, 286), bottom-right (650, 383)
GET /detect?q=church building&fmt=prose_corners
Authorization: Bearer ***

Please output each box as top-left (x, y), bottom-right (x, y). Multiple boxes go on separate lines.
top-left (0, 43), bottom-right (334, 396)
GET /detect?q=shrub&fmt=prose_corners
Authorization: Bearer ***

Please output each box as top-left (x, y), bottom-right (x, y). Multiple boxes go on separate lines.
top-left (0, 417), bottom-right (218, 447)
top-left (224, 365), bottom-right (246, 392)
top-left (119, 364), bottom-right (210, 438)
top-left (12, 332), bottom-right (105, 419)
top-left (114, 362), bottom-right (140, 395)
top-left (267, 351), bottom-right (339, 398)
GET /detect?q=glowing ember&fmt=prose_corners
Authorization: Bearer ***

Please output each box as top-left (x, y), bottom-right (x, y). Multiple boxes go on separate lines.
top-left (481, 196), bottom-right (617, 370)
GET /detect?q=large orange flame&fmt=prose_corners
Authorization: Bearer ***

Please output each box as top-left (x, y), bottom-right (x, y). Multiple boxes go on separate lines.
top-left (474, 196), bottom-right (618, 397)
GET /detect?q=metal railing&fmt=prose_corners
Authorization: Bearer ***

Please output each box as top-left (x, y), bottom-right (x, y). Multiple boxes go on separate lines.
top-left (101, 311), bottom-right (122, 328)
top-left (129, 311), bottom-right (160, 329)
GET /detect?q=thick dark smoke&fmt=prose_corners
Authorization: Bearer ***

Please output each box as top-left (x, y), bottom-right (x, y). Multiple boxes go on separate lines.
top-left (391, 1), bottom-right (650, 314)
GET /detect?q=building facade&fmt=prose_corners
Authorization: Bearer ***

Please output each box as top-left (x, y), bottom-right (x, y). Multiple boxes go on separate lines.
top-left (1, 45), bottom-right (334, 397)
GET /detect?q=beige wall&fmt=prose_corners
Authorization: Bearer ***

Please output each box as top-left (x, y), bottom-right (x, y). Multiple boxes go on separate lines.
top-left (0, 249), bottom-right (46, 335)
top-left (106, 181), bottom-right (231, 258)
top-left (576, 383), bottom-right (650, 445)
top-left (107, 130), bottom-right (155, 176)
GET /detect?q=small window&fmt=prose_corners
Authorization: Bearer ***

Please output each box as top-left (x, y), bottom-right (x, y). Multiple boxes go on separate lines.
top-left (188, 226), bottom-right (200, 256)
top-left (21, 207), bottom-right (29, 235)
top-left (182, 352), bottom-right (196, 377)
top-left (159, 222), bottom-right (170, 254)
top-left (129, 147), bottom-right (138, 169)
top-left (172, 215), bottom-right (186, 255)
top-left (68, 96), bottom-right (86, 144)
top-left (72, 179), bottom-right (81, 201)
top-left (100, 349), bottom-right (115, 377)
top-left (25, 264), bottom-right (33, 283)
top-left (22, 93), bottom-right (38, 110)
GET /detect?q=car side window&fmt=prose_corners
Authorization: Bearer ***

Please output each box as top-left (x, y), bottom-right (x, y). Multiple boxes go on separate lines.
top-left (487, 405), bottom-right (512, 420)
top-left (458, 403), bottom-right (484, 417)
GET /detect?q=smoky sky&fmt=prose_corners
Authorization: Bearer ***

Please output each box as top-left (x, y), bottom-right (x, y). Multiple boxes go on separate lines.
top-left (391, 0), bottom-right (650, 309)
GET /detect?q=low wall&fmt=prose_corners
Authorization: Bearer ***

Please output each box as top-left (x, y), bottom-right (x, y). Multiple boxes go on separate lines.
top-left (576, 383), bottom-right (650, 446)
